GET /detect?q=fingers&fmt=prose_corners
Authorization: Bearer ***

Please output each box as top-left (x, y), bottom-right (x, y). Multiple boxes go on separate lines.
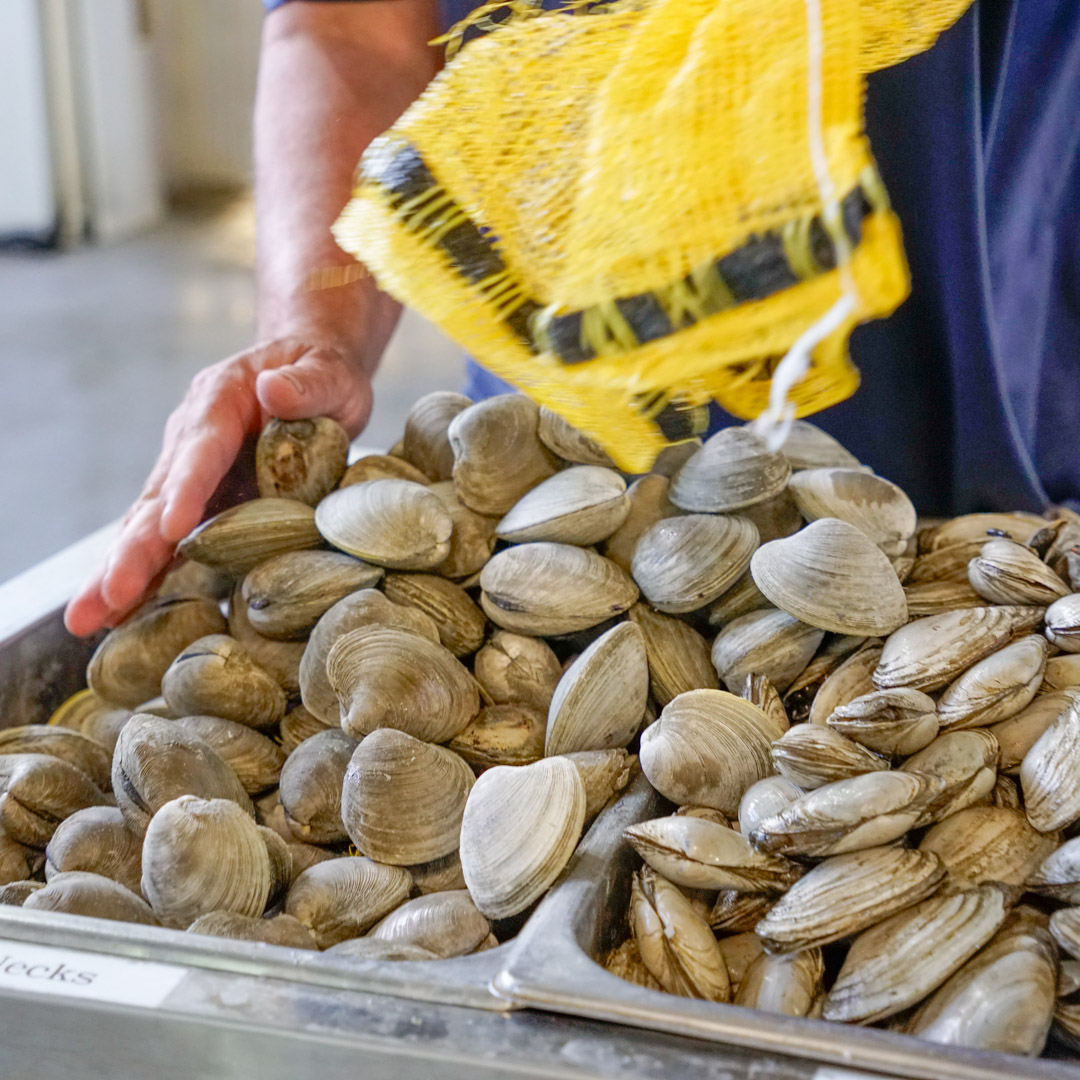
top-left (256, 348), bottom-right (373, 435)
top-left (64, 573), bottom-right (113, 637)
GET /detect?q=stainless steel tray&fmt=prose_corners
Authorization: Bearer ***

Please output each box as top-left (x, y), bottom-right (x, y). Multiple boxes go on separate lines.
top-left (494, 772), bottom-right (1080, 1080)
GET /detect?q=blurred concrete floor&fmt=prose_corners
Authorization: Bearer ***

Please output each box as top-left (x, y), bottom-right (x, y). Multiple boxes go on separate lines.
top-left (0, 196), bottom-right (469, 582)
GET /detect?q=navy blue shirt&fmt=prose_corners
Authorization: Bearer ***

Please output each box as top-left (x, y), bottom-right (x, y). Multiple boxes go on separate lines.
top-left (267, 0), bottom-right (1080, 515)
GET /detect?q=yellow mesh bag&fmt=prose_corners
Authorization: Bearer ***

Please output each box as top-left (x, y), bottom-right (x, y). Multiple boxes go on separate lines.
top-left (333, 0), bottom-right (973, 471)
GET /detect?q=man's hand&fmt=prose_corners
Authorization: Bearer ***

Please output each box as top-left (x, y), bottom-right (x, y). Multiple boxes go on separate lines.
top-left (63, 339), bottom-right (371, 637)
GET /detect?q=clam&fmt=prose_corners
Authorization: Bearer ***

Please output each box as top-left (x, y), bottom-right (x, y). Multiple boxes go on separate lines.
top-left (1021, 694), bottom-right (1080, 831)
top-left (495, 466), bottom-right (629, 546)
top-left (650, 440), bottom-right (703, 477)
top-left (277, 729), bottom-right (355, 844)
top-left (563, 749), bottom-right (634, 821)
top-left (279, 705), bottom-right (334, 756)
top-left (401, 390), bottom-right (472, 481)
top-left (112, 715), bottom-right (253, 837)
top-left (480, 543), bottom-right (638, 635)
top-left (1028, 836), bottom-right (1080, 903)
top-left (25, 871), bottom-right (158, 925)
top-left (936, 635), bottom-right (1047, 731)
top-left (0, 726), bottom-right (112, 792)
top-left (711, 610), bottom-right (823, 695)
top-left (161, 634), bottom-right (287, 730)
top-left (624, 815), bottom-right (800, 893)
top-left (706, 570), bottom-right (773, 628)
top-left (1043, 654), bottom-right (1080, 691)
top-left (0, 754), bottom-right (108, 848)
top-left (908, 539), bottom-right (987, 586)
top-left (710, 893), bottom-right (776, 934)
top-left (0, 827), bottom-right (39, 887)
top-left (448, 394), bottom-right (558, 515)
top-left (716, 932), bottom-right (767, 993)
top-left (807, 641), bottom-right (883, 725)
top-left (967, 538), bottom-right (1069, 606)
top-left (906, 912), bottom-right (1057, 1055)
top-left (740, 674), bottom-right (790, 740)
top-left (756, 846), bottom-right (946, 953)
top-left (426, 481), bottom-right (498, 579)
top-left (787, 468), bottom-right (916, 555)
top-left (923, 512), bottom-right (1046, 552)
top-left (638, 690), bottom-right (775, 816)
top-left (341, 730), bottom-right (474, 865)
top-left (750, 518), bottom-right (907, 635)
top-left (904, 579), bottom-right (986, 617)
top-left (545, 622), bottom-right (649, 755)
top-left (873, 606), bottom-right (1044, 692)
top-left (241, 550), bottom-right (382, 640)
top-left (770, 724), bottom-right (889, 789)
top-left (339, 453), bottom-right (431, 487)
top-left (299, 588), bottom-right (439, 725)
top-left (601, 474), bottom-right (680, 574)
top-left (157, 559), bottom-right (232, 602)
top-left (284, 856), bottom-right (412, 949)
top-left (472, 631), bottom-right (563, 713)
top-left (604, 938), bottom-right (662, 990)
top-left (748, 771), bottom-right (945, 858)
top-left (902, 730), bottom-right (1000, 824)
top-left (780, 634), bottom-right (867, 723)
top-left (628, 604), bottom-right (718, 707)
top-left (368, 890), bottom-right (491, 958)
top-left (315, 479), bottom-right (453, 570)
top-left (737, 491), bottom-right (804, 544)
top-left (447, 705), bottom-right (546, 769)
top-left (919, 807), bottom-right (1059, 891)
top-left (825, 688), bottom-right (939, 757)
top-left (1046, 593), bottom-right (1080, 653)
top-left (141, 796), bottom-right (271, 928)
top-left (537, 407), bottom-right (614, 467)
top-left (459, 757), bottom-right (585, 919)
top-left (1051, 908), bottom-right (1080, 961)
top-left (327, 626), bottom-right (479, 742)
top-left (48, 689), bottom-right (131, 749)
top-left (255, 417), bottom-right (349, 504)
top-left (630, 866), bottom-right (730, 1001)
top-left (260, 826), bottom-right (293, 907)
top-left (991, 773), bottom-right (1022, 810)
top-left (227, 584), bottom-right (306, 695)
top-left (254, 791), bottom-right (334, 877)
top-left (405, 850), bottom-right (467, 895)
top-left (737, 776), bottom-right (803, 839)
top-left (44, 806), bottom-right (142, 895)
top-left (87, 596), bottom-right (227, 708)
top-left (776, 420), bottom-right (862, 471)
top-left (669, 428), bottom-right (790, 514)
top-left (734, 948), bottom-right (824, 1017)
top-left (173, 716), bottom-right (286, 795)
top-left (187, 911), bottom-right (318, 950)
top-left (382, 573), bottom-right (486, 657)
top-left (178, 498), bottom-right (322, 575)
top-left (0, 881), bottom-right (44, 906)
top-left (631, 515), bottom-right (758, 614)
top-left (823, 884), bottom-right (1010, 1024)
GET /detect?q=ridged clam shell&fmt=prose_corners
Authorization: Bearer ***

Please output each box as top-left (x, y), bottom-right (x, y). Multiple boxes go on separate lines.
top-left (496, 466), bottom-right (629, 546)
top-left (908, 539), bottom-right (987, 586)
top-left (740, 674), bottom-right (790, 740)
top-left (279, 728), bottom-right (357, 844)
top-left (480, 543), bottom-right (638, 635)
top-left (382, 573), bottom-right (486, 657)
top-left (604, 938), bottom-right (662, 991)
top-left (284, 856), bottom-right (413, 949)
top-left (0, 881), bottom-right (44, 906)
top-left (25, 871), bottom-right (158, 925)
top-left (823, 885), bottom-right (1010, 1024)
top-left (904, 580), bottom-right (986, 617)
top-left (459, 757), bottom-right (585, 919)
top-left (0, 754), bottom-right (109, 848)
top-left (341, 730), bottom-right (474, 865)
top-left (715, 933), bottom-right (766, 997)
top-left (1043, 654), bottom-right (1080, 691)
top-left (1050, 907), bottom-right (1080, 961)
top-left (0, 726), bottom-right (112, 792)
top-left (157, 559), bottom-right (232, 602)
top-left (670, 428), bottom-right (790, 514)
top-left (825, 688), bottom-right (939, 757)
top-left (339, 453), bottom-right (431, 488)
top-left (902, 730), bottom-right (1000, 825)
top-left (426, 481), bottom-right (497, 579)
top-left (770, 724), bottom-right (889, 789)
top-left (471, 631), bottom-right (562, 713)
top-left (546, 623), bottom-right (649, 754)
top-left (628, 604), bottom-right (718, 706)
top-left (1046, 593), bottom-right (1080, 653)
top-left (707, 569), bottom-right (773, 628)
top-left (260, 826), bottom-right (293, 907)
top-left (45, 806), bottom-right (143, 895)
top-left (738, 776), bottom-right (803, 839)
top-left (188, 911), bottom-right (318, 950)
top-left (968, 538), bottom-right (1069, 606)
top-left (874, 606), bottom-right (1044, 692)
top-left (776, 420), bottom-right (862, 471)
top-left (632, 515), bottom-right (758, 614)
top-left (737, 491), bottom-right (804, 544)
top-left (756, 845), bottom-right (945, 953)
top-left (448, 705), bottom-right (546, 769)
top-left (327, 626), bottom-right (479, 742)
top-left (751, 518), bottom-right (907, 636)
top-left (564, 749), bottom-right (634, 821)
top-left (402, 391), bottom-right (472, 481)
top-left (734, 948), bottom-right (823, 1017)
top-left (936, 635), bottom-right (1047, 731)
top-left (315, 479), bottom-right (453, 570)
top-left (537, 406), bottom-right (614, 467)
top-left (368, 890), bottom-right (491, 958)
top-left (227, 585), bottom-right (306, 696)
top-left (279, 705), bottom-right (334, 756)
top-left (0, 829), bottom-right (40, 888)
top-left (601, 475), bottom-right (680, 574)
top-left (405, 850), bottom-right (468, 896)
top-left (1027, 836), bottom-right (1080, 903)
top-left (780, 634), bottom-right (867, 723)
top-left (923, 513), bottom-right (1046, 552)
top-left (711, 610), bottom-right (823, 695)
top-left (48, 689), bottom-right (131, 752)
top-left (638, 690), bottom-right (775, 816)
top-left (808, 642), bottom-right (883, 726)
top-left (1021, 694), bottom-right (1080, 831)
top-left (141, 796), bottom-right (271, 929)
top-left (710, 893), bottom-right (776, 934)
top-left (255, 417), bottom-right (349, 504)
top-left (87, 596), bottom-right (227, 709)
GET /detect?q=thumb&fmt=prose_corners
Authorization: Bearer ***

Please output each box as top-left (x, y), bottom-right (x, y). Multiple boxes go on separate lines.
top-left (255, 348), bottom-right (371, 434)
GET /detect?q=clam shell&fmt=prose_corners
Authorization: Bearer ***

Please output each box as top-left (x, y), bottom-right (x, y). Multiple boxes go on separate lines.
top-left (737, 491), bottom-right (804, 544)
top-left (873, 606), bottom-right (1045, 692)
top-left (670, 428), bottom-right (790, 514)
top-left (0, 726), bottom-right (112, 792)
top-left (341, 730), bottom-right (474, 865)
top-left (328, 626), bottom-right (479, 742)
top-left (480, 543), bottom-right (638, 636)
top-left (402, 390), bottom-right (472, 481)
top-left (632, 515), bottom-right (758, 614)
top-left (188, 911), bottom-right (318, 950)
top-left (968, 538), bottom-right (1070, 606)
top-left (537, 407), bottom-right (614, 467)
top-left (734, 948), bottom-right (824, 1017)
top-left (710, 893), bottom-right (776, 934)
top-left (776, 420), bottom-right (862, 471)
top-left (1021, 694), bottom-right (1080, 831)
top-left (426, 481), bottom-right (498, 580)
top-left (339, 453), bottom-right (431, 488)
top-left (707, 569), bottom-right (773, 628)
top-left (178, 498), bottom-right (322, 575)
top-left (459, 757), bottom-right (585, 919)
top-left (141, 795), bottom-right (271, 929)
top-left (279, 705), bottom-right (334, 756)
top-left (241, 550), bottom-right (382, 640)
top-left (48, 689), bottom-right (131, 750)
top-left (627, 604), bottom-right (717, 706)
top-left (780, 634), bottom-right (867, 723)
top-left (1050, 907), bottom-right (1080, 961)
top-left (496, 466), bottom-right (629, 546)
top-left (87, 596), bottom-right (227, 709)
top-left (546, 623), bottom-right (649, 755)
top-left (1046, 593), bottom-right (1080, 653)
top-left (227, 585), bottom-right (306, 696)
top-left (25, 871), bottom-right (158, 925)
top-left (638, 690), bottom-right (775, 816)
top-left (448, 705), bottom-right (546, 769)
top-left (808, 641), bottom-right (883, 726)
top-left (1043, 654), bottom-right (1080, 691)
top-left (0, 881), bottom-right (44, 906)
top-left (750, 518), bottom-right (907, 635)
top-left (382, 573), bottom-right (487, 657)
top-left (715, 931), bottom-right (766, 992)
top-left (255, 417), bottom-right (349, 505)
top-left (991, 773), bottom-right (1021, 810)
top-left (1028, 836), bottom-right (1080, 903)
top-left (405, 850), bottom-right (468, 895)
top-left (923, 513), bottom-right (1047, 552)
top-left (0, 828), bottom-right (40, 887)
top-left (902, 729), bottom-right (1000, 825)
top-left (315, 479), bottom-right (453, 570)
top-left (601, 474), bottom-right (680, 574)
top-left (260, 826), bottom-right (293, 907)
top-left (770, 724), bottom-right (889, 789)
top-left (936, 635), bottom-right (1048, 731)
top-left (0, 754), bottom-right (108, 848)
top-left (278, 728), bottom-right (358, 844)
top-left (44, 806), bottom-right (143, 895)
top-left (711, 610), bottom-right (823, 695)
top-left (472, 631), bottom-right (562, 713)
top-left (740, 674), bottom-right (790, 740)
top-left (823, 885), bottom-right (1011, 1024)
top-left (756, 845), bottom-right (946, 953)
top-left (908, 539), bottom-right (987, 586)
top-left (368, 890), bottom-right (491, 958)
top-left (737, 776), bottom-right (803, 839)
top-left (563, 749), bottom-right (634, 821)
top-left (299, 588), bottom-right (439, 725)
top-left (904, 579), bottom-right (986, 617)
top-left (161, 634), bottom-right (287, 730)
top-left (284, 856), bottom-right (413, 949)
top-left (157, 559), bottom-right (232, 602)
top-left (604, 938), bottom-right (662, 990)
top-left (825, 688), bottom-right (939, 757)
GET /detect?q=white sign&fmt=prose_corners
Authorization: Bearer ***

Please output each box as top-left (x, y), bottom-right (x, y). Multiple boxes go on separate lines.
top-left (0, 938), bottom-right (187, 1008)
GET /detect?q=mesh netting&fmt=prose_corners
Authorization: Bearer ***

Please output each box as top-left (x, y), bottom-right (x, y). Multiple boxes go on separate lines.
top-left (334, 0), bottom-right (973, 471)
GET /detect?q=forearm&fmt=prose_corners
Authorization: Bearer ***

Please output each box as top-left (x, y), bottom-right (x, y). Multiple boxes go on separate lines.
top-left (254, 1), bottom-right (441, 372)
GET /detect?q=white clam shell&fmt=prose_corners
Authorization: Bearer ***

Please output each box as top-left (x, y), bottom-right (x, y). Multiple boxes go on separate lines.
top-left (1021, 693), bottom-right (1080, 832)
top-left (496, 466), bottom-right (629, 545)
top-left (710, 610), bottom-right (823, 695)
